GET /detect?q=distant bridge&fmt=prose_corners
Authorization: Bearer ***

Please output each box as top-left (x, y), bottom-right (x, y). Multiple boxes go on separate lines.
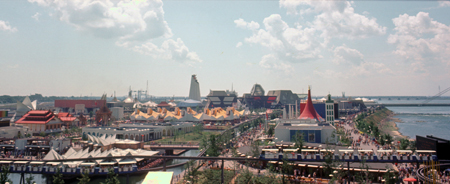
top-left (144, 144), bottom-right (200, 150)
top-left (379, 103), bottom-right (450, 107)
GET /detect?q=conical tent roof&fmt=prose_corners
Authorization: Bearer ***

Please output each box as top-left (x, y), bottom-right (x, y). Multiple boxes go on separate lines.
top-left (43, 149), bottom-right (63, 160)
top-left (63, 147), bottom-right (76, 158)
top-left (298, 87), bottom-right (324, 121)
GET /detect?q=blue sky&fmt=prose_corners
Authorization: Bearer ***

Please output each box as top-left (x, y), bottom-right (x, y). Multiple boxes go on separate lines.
top-left (1, 0), bottom-right (450, 97)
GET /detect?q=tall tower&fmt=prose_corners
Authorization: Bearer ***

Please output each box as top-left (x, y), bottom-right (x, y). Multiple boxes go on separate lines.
top-left (189, 75), bottom-right (201, 101)
top-left (325, 94), bottom-right (335, 125)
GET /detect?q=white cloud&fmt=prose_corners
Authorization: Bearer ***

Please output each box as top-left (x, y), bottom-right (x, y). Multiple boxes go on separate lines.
top-left (236, 15), bottom-right (323, 66)
top-left (236, 42), bottom-right (243, 48)
top-left (235, 1), bottom-right (385, 73)
top-left (259, 54), bottom-right (293, 74)
top-left (438, 1), bottom-right (450, 7)
top-left (29, 0), bottom-right (200, 63)
top-left (0, 20), bottom-right (17, 32)
top-left (280, 0), bottom-right (386, 44)
top-left (32, 12), bottom-right (41, 21)
top-left (234, 18), bottom-right (260, 31)
top-left (314, 61), bottom-right (391, 79)
top-left (131, 38), bottom-right (201, 63)
top-left (333, 45), bottom-right (364, 65)
top-left (388, 12), bottom-right (450, 66)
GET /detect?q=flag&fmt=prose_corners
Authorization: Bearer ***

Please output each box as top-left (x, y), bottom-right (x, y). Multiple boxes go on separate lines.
top-left (266, 113), bottom-right (268, 120)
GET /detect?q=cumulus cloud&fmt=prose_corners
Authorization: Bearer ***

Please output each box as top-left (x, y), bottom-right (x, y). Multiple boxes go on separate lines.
top-left (236, 15), bottom-right (323, 67)
top-left (235, 1), bottom-right (385, 73)
top-left (234, 18), bottom-right (260, 31)
top-left (388, 12), bottom-right (450, 66)
top-left (236, 42), bottom-right (243, 48)
top-left (333, 45), bottom-right (364, 65)
top-left (438, 1), bottom-right (450, 7)
top-left (280, 0), bottom-right (386, 43)
top-left (130, 38), bottom-right (201, 63)
top-left (29, 0), bottom-right (200, 63)
top-left (32, 12), bottom-right (41, 21)
top-left (259, 54), bottom-right (294, 74)
top-left (0, 20), bottom-right (17, 32)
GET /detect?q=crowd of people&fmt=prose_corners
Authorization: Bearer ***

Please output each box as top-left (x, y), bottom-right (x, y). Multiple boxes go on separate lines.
top-left (139, 158), bottom-right (163, 170)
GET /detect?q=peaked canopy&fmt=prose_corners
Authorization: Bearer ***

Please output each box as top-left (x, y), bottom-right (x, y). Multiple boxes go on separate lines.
top-left (298, 88), bottom-right (324, 121)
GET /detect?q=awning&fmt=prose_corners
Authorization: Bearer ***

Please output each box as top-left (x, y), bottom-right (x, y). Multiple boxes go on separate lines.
top-left (416, 150), bottom-right (436, 153)
top-left (13, 161), bottom-right (30, 164)
top-left (0, 161), bottom-right (13, 164)
top-left (118, 161), bottom-right (136, 165)
top-left (99, 162), bottom-right (116, 165)
top-left (46, 162), bottom-right (61, 165)
top-left (29, 161), bottom-right (45, 165)
top-left (283, 149), bottom-right (298, 152)
top-left (262, 149), bottom-right (279, 152)
top-left (301, 149), bottom-right (317, 152)
top-left (396, 150), bottom-right (412, 153)
top-left (80, 163), bottom-right (96, 166)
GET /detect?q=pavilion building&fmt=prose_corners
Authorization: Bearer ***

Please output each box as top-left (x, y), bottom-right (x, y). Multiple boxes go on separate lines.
top-left (15, 110), bottom-right (63, 135)
top-left (274, 87), bottom-right (337, 144)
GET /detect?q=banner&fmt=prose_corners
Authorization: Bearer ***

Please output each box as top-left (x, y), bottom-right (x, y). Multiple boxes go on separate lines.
top-left (0, 111), bottom-right (8, 118)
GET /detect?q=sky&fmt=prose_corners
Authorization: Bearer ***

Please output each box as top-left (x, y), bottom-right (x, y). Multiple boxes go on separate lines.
top-left (1, 0), bottom-right (450, 97)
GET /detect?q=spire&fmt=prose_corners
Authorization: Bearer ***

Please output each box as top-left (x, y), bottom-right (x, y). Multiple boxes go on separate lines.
top-left (298, 87), bottom-right (324, 121)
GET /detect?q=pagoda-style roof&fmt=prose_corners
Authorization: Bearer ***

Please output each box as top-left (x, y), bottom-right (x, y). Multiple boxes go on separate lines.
top-left (15, 110), bottom-right (56, 124)
top-left (297, 88), bottom-right (324, 121)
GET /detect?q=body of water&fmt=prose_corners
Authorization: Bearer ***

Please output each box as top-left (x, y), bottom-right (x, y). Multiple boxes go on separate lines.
top-left (378, 99), bottom-right (450, 140)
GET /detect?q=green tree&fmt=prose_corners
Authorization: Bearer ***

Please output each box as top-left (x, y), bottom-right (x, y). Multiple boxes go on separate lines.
top-left (236, 167), bottom-right (253, 184)
top-left (291, 131), bottom-right (304, 153)
top-left (25, 173), bottom-right (35, 184)
top-left (267, 126), bottom-right (274, 137)
top-left (184, 160), bottom-right (200, 184)
top-left (0, 165), bottom-right (12, 184)
top-left (39, 132), bottom-right (46, 137)
top-left (383, 168), bottom-right (398, 184)
top-left (199, 134), bottom-right (208, 151)
top-left (206, 134), bottom-right (220, 157)
top-left (280, 155), bottom-right (294, 184)
top-left (77, 170), bottom-right (90, 184)
top-left (53, 168), bottom-right (65, 184)
top-left (250, 140), bottom-right (261, 158)
top-left (101, 168), bottom-right (120, 184)
top-left (355, 158), bottom-right (371, 184)
top-left (399, 138), bottom-right (410, 150)
top-left (410, 140), bottom-right (417, 153)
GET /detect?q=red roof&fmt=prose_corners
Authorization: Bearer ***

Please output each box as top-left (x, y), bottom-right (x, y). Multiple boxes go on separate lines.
top-left (297, 88), bottom-right (324, 121)
top-left (55, 100), bottom-right (106, 109)
top-left (59, 117), bottom-right (77, 122)
top-left (57, 112), bottom-right (73, 118)
top-left (157, 101), bottom-right (171, 107)
top-left (15, 110), bottom-right (56, 124)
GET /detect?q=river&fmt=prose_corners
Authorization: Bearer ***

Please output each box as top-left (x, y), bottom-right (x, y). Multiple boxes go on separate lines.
top-left (7, 150), bottom-right (200, 184)
top-left (378, 99), bottom-right (450, 140)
